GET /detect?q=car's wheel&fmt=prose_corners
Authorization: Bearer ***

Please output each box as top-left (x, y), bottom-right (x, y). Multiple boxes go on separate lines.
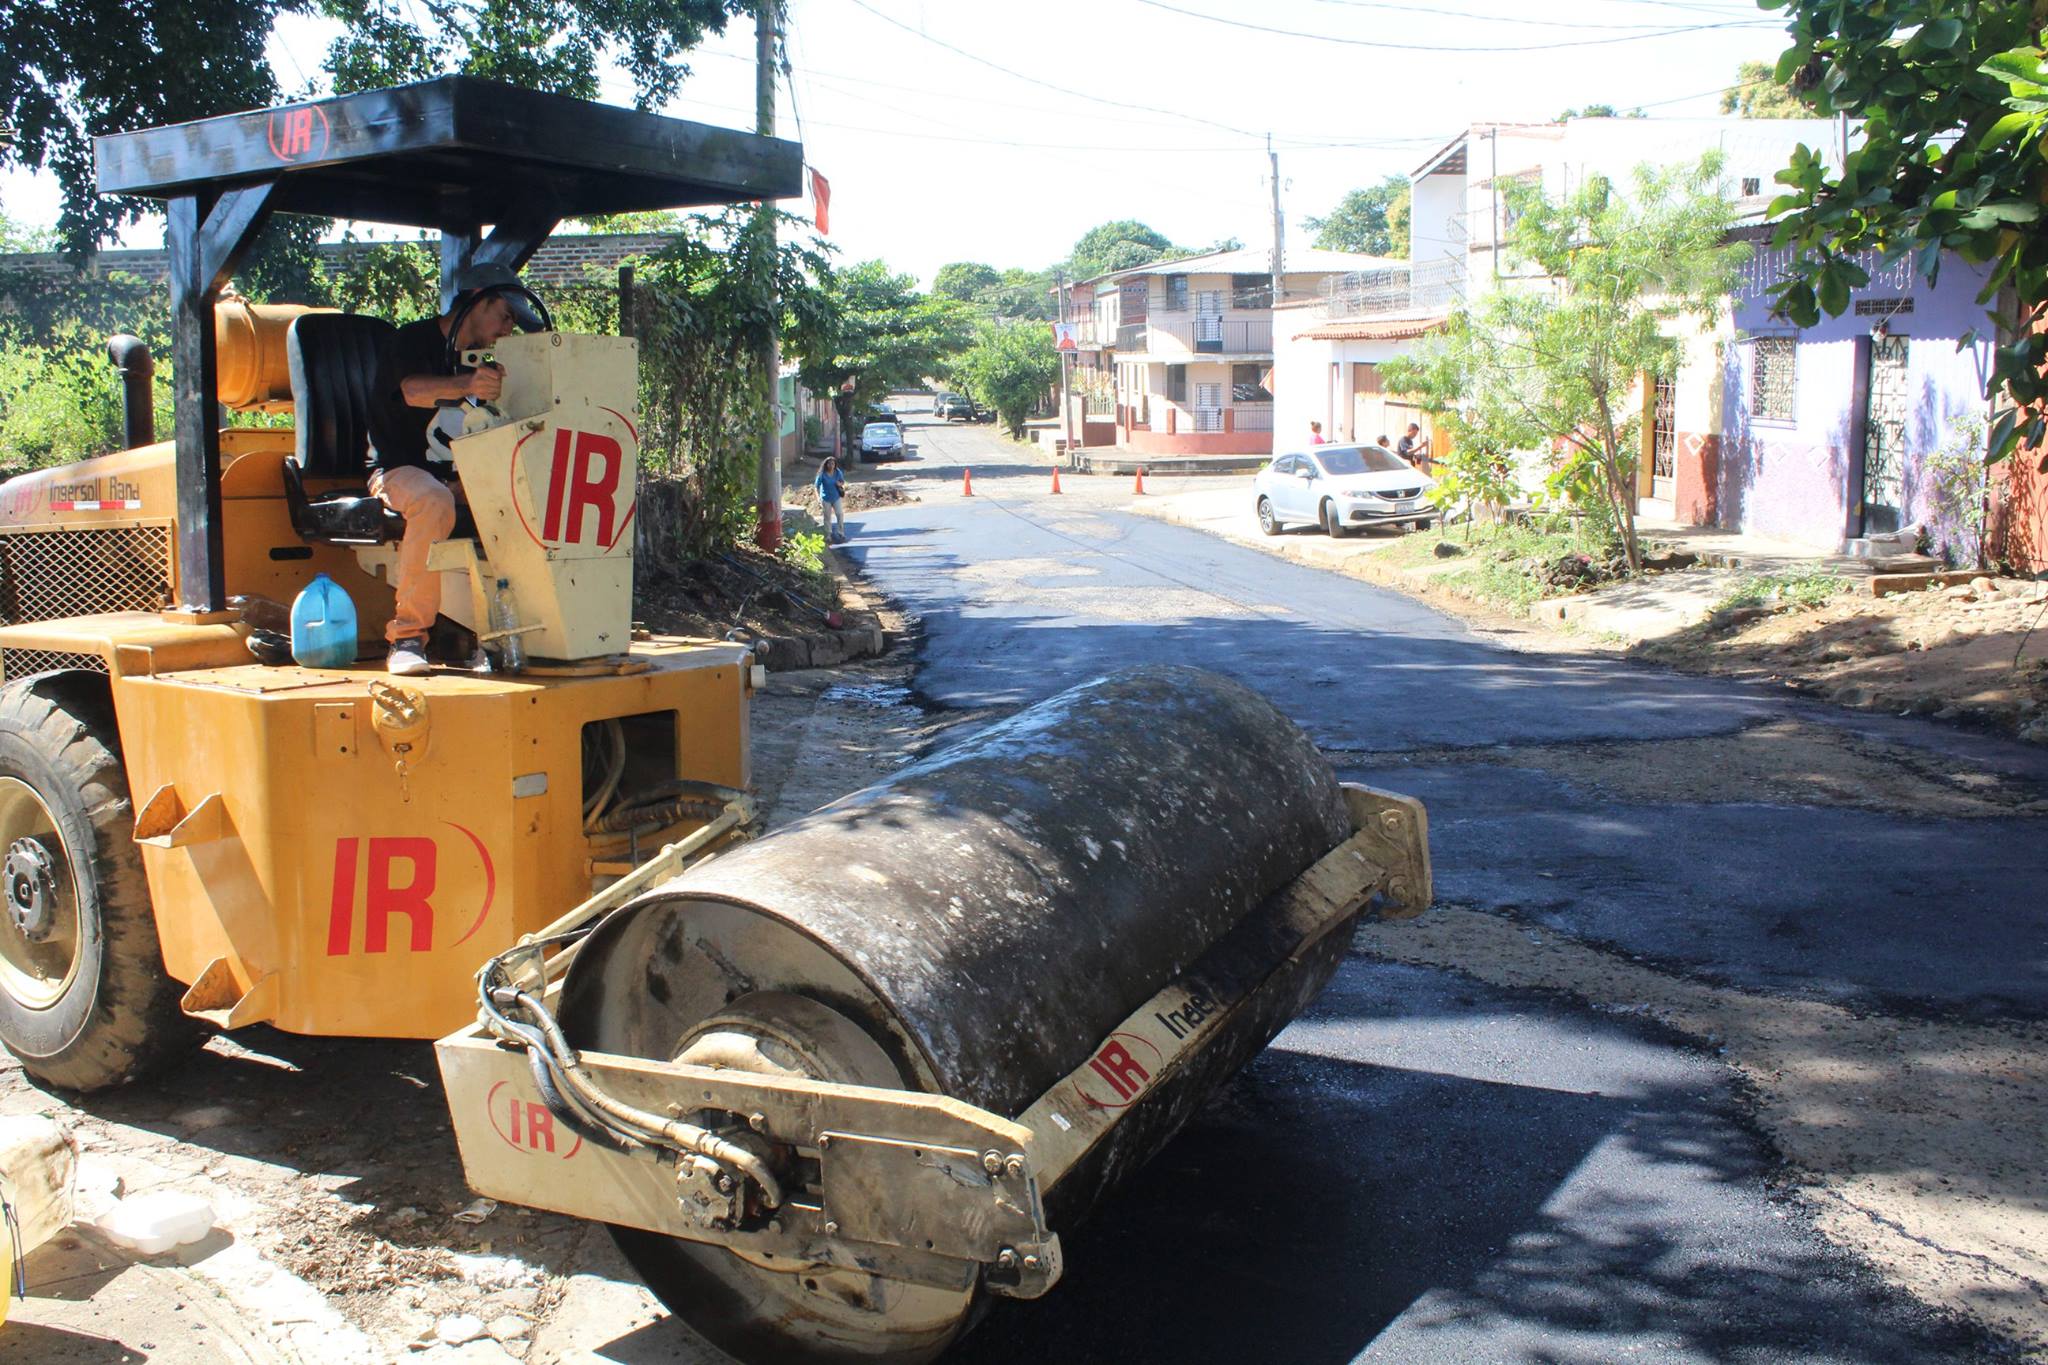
top-left (1321, 500), bottom-right (1352, 539)
top-left (0, 673), bottom-right (198, 1092)
top-left (1257, 497), bottom-right (1280, 537)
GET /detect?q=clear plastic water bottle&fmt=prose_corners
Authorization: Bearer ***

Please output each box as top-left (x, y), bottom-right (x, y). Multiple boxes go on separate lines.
top-left (491, 578), bottom-right (525, 673)
top-left (289, 574), bottom-right (358, 669)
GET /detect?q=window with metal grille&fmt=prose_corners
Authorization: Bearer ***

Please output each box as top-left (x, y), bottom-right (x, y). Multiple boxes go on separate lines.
top-left (1741, 176), bottom-right (1762, 196)
top-left (1750, 337), bottom-right (1797, 422)
top-left (1232, 364), bottom-right (1271, 402)
top-left (1163, 274), bottom-right (1190, 311)
top-left (1231, 274), bottom-right (1270, 309)
top-left (1167, 364), bottom-right (1187, 403)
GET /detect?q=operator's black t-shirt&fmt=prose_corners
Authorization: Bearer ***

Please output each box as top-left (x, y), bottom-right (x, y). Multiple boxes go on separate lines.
top-left (368, 316), bottom-right (455, 474)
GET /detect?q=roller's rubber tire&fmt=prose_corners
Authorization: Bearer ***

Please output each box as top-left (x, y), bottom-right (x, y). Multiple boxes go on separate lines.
top-left (0, 673), bottom-right (197, 1091)
top-left (1257, 497), bottom-right (1281, 536)
top-left (1321, 499), bottom-right (1353, 539)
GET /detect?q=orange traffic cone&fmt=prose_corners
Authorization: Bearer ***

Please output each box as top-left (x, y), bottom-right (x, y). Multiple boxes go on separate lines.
top-left (1133, 465), bottom-right (1147, 495)
top-left (1050, 466), bottom-right (1063, 494)
top-left (962, 467), bottom-right (974, 497)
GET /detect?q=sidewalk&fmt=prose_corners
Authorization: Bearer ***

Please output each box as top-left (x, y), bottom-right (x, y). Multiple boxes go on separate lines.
top-left (1124, 480), bottom-right (1872, 644)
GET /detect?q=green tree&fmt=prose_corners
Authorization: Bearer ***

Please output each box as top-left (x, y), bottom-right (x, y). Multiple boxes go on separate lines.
top-left (617, 205), bottom-right (837, 561)
top-left (933, 262), bottom-right (1001, 301)
top-left (1759, 2), bottom-right (2048, 465)
top-left (1382, 156), bottom-right (1745, 572)
top-left (1304, 176), bottom-right (1410, 256)
top-left (979, 267), bottom-right (1057, 321)
top-left (799, 260), bottom-right (972, 413)
top-left (1066, 219), bottom-right (1175, 280)
top-left (1719, 58), bottom-right (1809, 117)
top-left (0, 210), bottom-right (56, 254)
top-left (1, 0), bottom-right (754, 253)
top-left (954, 322), bottom-right (1060, 440)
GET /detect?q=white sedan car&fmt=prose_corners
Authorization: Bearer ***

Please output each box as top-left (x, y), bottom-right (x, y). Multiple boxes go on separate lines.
top-left (1254, 444), bottom-right (1436, 538)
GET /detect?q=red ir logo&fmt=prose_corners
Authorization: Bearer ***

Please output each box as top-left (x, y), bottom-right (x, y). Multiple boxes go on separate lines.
top-left (1074, 1032), bottom-right (1162, 1110)
top-left (323, 823), bottom-right (495, 955)
top-left (512, 414), bottom-right (639, 553)
top-left (265, 104), bottom-right (331, 163)
top-left (485, 1081), bottom-right (583, 1159)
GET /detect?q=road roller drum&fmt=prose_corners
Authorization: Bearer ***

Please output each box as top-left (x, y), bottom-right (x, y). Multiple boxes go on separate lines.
top-left (437, 665), bottom-right (1431, 1362)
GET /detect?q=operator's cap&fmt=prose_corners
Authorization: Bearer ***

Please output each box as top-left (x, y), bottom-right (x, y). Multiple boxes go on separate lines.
top-left (452, 261), bottom-right (545, 331)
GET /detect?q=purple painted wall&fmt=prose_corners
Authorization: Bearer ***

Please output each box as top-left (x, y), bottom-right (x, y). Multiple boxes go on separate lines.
top-left (1719, 242), bottom-right (1993, 552)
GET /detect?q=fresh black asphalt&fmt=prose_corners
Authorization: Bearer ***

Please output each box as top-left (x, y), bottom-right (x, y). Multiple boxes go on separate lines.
top-left (837, 419), bottom-right (2045, 1362)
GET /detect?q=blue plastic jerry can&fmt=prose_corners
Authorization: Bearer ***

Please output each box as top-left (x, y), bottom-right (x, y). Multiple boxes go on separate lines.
top-left (290, 574), bottom-right (359, 669)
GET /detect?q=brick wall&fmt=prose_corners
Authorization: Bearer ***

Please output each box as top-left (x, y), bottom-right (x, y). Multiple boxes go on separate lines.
top-left (0, 232), bottom-right (675, 292)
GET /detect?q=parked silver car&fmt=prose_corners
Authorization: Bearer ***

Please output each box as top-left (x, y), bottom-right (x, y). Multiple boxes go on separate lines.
top-left (859, 421), bottom-right (906, 462)
top-left (1254, 444), bottom-right (1436, 537)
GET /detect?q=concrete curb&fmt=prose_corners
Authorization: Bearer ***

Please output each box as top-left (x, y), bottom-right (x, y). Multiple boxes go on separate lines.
top-left (746, 557), bottom-right (887, 672)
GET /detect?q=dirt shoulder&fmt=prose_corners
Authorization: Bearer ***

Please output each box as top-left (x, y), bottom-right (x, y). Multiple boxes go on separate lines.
top-left (1634, 574), bottom-right (2048, 739)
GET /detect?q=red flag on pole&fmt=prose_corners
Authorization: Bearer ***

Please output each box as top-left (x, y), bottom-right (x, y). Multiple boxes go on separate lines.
top-left (809, 168), bottom-right (831, 235)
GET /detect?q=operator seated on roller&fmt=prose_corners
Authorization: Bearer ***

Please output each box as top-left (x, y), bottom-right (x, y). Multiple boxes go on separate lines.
top-left (367, 262), bottom-right (543, 677)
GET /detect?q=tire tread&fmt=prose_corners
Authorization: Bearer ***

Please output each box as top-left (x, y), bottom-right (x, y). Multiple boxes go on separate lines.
top-left (0, 672), bottom-right (198, 1091)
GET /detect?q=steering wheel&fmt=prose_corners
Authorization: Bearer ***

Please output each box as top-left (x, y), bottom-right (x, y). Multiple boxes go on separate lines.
top-left (443, 281), bottom-right (553, 373)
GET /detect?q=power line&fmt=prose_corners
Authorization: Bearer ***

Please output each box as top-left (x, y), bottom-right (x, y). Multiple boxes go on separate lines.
top-left (844, 0), bottom-right (1264, 142)
top-left (1130, 0), bottom-right (1775, 52)
top-left (1299, 0), bottom-right (1752, 30)
top-left (779, 64), bottom-right (1441, 150)
top-left (690, 34), bottom-right (1426, 148)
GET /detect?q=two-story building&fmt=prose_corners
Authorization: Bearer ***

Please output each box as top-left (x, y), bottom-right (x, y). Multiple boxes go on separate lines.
top-left (1276, 116), bottom-right (1850, 488)
top-left (1064, 246), bottom-right (1401, 459)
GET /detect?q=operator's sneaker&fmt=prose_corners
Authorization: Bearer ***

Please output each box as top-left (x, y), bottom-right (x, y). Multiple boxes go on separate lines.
top-left (387, 638), bottom-right (431, 677)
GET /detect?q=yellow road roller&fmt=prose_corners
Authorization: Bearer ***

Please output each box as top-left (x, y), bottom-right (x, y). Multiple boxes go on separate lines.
top-left (0, 80), bottom-right (1432, 1362)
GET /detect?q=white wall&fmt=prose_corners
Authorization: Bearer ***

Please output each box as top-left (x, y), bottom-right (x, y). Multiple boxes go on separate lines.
top-left (1409, 170), bottom-right (1463, 275)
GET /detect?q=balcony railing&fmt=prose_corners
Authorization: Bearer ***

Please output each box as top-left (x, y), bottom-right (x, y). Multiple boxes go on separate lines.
top-left (1318, 258), bottom-right (1464, 319)
top-left (1121, 317), bottom-right (1274, 355)
top-left (1130, 401), bottom-right (1274, 435)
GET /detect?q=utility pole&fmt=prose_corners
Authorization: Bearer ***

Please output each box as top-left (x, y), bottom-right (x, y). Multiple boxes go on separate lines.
top-left (1057, 268), bottom-right (1072, 460)
top-left (753, 0), bottom-right (783, 552)
top-left (1268, 134), bottom-right (1284, 311)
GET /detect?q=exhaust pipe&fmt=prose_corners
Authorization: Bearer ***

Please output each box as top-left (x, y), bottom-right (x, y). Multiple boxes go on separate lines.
top-left (106, 334), bottom-right (155, 448)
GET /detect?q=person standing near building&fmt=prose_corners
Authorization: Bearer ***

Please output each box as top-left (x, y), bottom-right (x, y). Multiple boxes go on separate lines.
top-left (1397, 421), bottom-right (1431, 468)
top-left (1309, 420), bottom-right (1327, 445)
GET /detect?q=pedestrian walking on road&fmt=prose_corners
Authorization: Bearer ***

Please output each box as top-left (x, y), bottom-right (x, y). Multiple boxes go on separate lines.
top-left (815, 456), bottom-right (847, 543)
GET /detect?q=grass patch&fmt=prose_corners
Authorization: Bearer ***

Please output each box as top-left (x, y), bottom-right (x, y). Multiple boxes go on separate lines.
top-left (1715, 568), bottom-right (1847, 613)
top-left (1396, 520), bottom-right (1622, 612)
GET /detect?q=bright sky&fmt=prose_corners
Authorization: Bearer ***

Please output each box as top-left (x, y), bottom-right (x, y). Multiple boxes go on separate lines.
top-left (0, 0), bottom-right (1790, 286)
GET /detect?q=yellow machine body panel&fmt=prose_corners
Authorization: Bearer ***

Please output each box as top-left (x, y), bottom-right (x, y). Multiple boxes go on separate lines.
top-left (0, 326), bottom-right (753, 1042)
top-left (0, 436), bottom-right (397, 658)
top-left (108, 643), bottom-right (750, 1038)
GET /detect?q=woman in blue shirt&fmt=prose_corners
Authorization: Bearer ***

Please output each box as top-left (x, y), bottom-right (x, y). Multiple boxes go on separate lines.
top-left (815, 456), bottom-right (847, 543)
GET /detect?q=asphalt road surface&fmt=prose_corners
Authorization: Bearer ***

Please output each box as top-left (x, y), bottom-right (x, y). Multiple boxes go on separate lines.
top-left (838, 400), bottom-right (2048, 1363)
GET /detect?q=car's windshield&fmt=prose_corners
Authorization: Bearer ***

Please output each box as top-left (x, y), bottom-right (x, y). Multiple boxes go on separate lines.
top-left (863, 424), bottom-right (895, 437)
top-left (1316, 445), bottom-right (1409, 475)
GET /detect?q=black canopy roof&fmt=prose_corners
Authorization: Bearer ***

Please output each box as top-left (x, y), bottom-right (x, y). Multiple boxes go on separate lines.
top-left (95, 76), bottom-right (802, 229)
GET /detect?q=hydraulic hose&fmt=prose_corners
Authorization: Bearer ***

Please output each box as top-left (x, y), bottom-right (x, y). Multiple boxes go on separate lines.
top-left (497, 986), bottom-right (786, 1209)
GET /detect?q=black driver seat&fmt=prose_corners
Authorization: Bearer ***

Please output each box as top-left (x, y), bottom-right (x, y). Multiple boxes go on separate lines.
top-left (284, 313), bottom-right (408, 545)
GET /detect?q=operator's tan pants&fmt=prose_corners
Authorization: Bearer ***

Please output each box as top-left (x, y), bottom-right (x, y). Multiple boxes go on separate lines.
top-left (369, 466), bottom-right (457, 644)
